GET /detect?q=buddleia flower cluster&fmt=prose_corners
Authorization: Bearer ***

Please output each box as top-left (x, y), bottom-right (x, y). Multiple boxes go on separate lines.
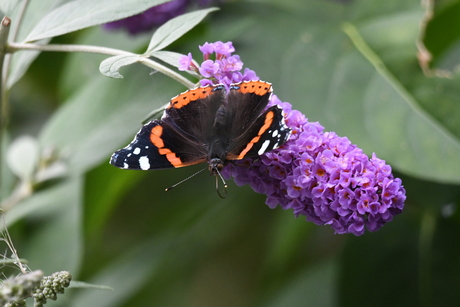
top-left (179, 42), bottom-right (406, 236)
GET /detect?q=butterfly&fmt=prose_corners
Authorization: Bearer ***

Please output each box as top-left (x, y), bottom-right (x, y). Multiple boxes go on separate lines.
top-left (110, 80), bottom-right (291, 197)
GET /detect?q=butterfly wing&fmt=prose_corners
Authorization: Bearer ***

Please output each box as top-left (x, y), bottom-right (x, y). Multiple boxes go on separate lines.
top-left (224, 81), bottom-right (291, 160)
top-left (110, 120), bottom-right (208, 170)
top-left (110, 85), bottom-right (224, 170)
top-left (226, 105), bottom-right (291, 160)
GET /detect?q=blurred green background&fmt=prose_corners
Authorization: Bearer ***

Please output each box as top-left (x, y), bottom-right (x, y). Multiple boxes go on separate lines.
top-left (2, 0), bottom-right (460, 306)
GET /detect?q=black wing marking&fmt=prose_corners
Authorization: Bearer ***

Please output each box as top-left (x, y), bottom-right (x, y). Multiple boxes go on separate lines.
top-left (110, 120), bottom-right (207, 170)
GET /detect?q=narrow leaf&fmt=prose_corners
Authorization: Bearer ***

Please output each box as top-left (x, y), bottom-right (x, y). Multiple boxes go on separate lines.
top-left (70, 281), bottom-right (113, 291)
top-left (99, 55), bottom-right (141, 79)
top-left (146, 7), bottom-right (219, 53)
top-left (25, 0), bottom-right (170, 42)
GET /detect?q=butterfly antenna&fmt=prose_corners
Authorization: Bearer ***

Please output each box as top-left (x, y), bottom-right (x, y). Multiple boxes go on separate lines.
top-left (215, 169), bottom-right (228, 199)
top-left (165, 167), bottom-right (207, 192)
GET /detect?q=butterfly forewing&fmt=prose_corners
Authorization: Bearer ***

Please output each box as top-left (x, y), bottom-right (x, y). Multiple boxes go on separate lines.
top-left (110, 120), bottom-right (207, 170)
top-left (165, 84), bottom-right (224, 145)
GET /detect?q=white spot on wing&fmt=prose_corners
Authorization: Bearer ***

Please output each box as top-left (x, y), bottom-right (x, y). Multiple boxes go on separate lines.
top-left (272, 130), bottom-right (278, 137)
top-left (133, 147), bottom-right (141, 155)
top-left (139, 156), bottom-right (150, 170)
top-left (258, 139), bottom-right (271, 155)
top-left (123, 162), bottom-right (128, 169)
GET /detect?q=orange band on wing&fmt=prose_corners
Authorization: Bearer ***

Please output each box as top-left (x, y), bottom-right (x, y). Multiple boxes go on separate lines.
top-left (149, 125), bottom-right (183, 167)
top-left (236, 110), bottom-right (275, 159)
top-left (169, 86), bottom-right (216, 109)
top-left (150, 125), bottom-right (165, 148)
top-left (236, 81), bottom-right (272, 96)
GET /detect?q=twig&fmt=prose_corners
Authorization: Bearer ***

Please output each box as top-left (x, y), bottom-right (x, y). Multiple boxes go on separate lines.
top-left (7, 42), bottom-right (196, 89)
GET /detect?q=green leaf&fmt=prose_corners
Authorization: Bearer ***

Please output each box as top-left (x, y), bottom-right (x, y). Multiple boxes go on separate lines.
top-left (6, 0), bottom-right (67, 89)
top-left (266, 260), bottom-right (338, 307)
top-left (20, 176), bottom-right (83, 275)
top-left (58, 26), bottom-right (153, 98)
top-left (25, 0), bottom-right (170, 42)
top-left (70, 281), bottom-right (113, 291)
top-left (145, 7), bottom-right (219, 53)
top-left (5, 177), bottom-right (73, 226)
top-left (68, 238), bottom-right (169, 307)
top-left (6, 135), bottom-right (39, 181)
top-left (99, 55), bottom-right (142, 79)
top-left (0, 0), bottom-right (19, 15)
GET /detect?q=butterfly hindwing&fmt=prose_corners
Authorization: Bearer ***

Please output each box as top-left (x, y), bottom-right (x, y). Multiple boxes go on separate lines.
top-left (225, 81), bottom-right (273, 145)
top-left (226, 105), bottom-right (291, 160)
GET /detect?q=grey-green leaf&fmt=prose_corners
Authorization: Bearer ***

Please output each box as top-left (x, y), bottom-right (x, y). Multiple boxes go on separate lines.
top-left (0, 0), bottom-right (19, 15)
top-left (6, 135), bottom-right (39, 181)
top-left (146, 7), bottom-right (219, 53)
top-left (25, 0), bottom-right (170, 42)
top-left (70, 281), bottom-right (113, 291)
top-left (99, 55), bottom-right (142, 79)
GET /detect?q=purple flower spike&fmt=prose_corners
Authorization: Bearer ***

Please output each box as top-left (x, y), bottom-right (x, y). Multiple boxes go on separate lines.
top-left (221, 97), bottom-right (406, 236)
top-left (178, 41), bottom-right (406, 235)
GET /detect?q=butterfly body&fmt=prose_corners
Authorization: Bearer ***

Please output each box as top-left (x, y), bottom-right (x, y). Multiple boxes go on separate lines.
top-left (110, 80), bottom-right (291, 177)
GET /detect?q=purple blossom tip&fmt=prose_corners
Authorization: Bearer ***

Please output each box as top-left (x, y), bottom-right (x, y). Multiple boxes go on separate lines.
top-left (222, 97), bottom-right (406, 236)
top-left (178, 53), bottom-right (194, 71)
top-left (179, 41), bottom-right (259, 87)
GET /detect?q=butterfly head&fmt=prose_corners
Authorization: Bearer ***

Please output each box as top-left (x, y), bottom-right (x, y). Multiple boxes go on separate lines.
top-left (208, 158), bottom-right (228, 198)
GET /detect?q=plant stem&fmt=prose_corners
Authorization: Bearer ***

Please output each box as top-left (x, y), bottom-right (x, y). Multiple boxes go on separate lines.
top-left (0, 17), bottom-right (12, 199)
top-left (7, 42), bottom-right (196, 89)
top-left (0, 17), bottom-right (11, 128)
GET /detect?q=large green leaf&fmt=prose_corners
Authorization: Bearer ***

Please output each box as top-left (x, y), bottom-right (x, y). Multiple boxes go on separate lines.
top-left (0, 0), bottom-right (19, 15)
top-left (25, 0), bottom-right (170, 42)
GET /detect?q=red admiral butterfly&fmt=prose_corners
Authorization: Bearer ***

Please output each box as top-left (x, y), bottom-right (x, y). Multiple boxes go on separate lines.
top-left (110, 80), bottom-right (291, 197)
